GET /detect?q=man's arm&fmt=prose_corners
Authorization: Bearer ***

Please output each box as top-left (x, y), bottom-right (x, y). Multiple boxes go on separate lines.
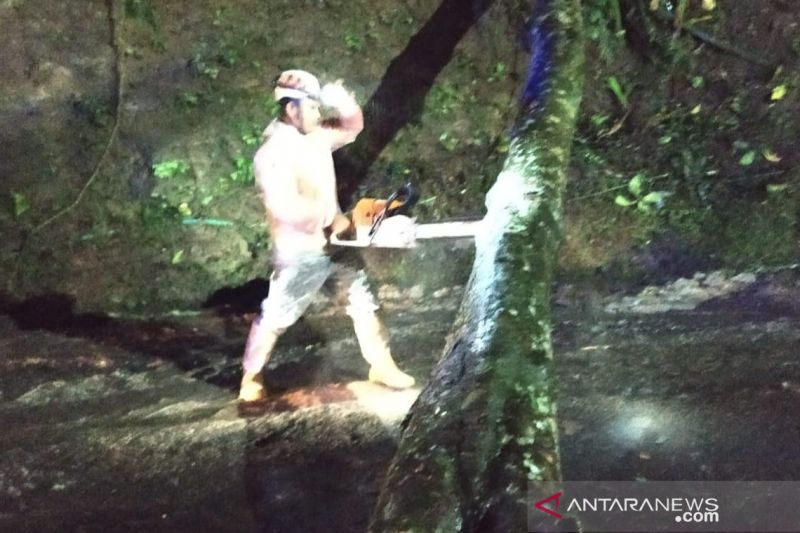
top-left (318, 82), bottom-right (364, 151)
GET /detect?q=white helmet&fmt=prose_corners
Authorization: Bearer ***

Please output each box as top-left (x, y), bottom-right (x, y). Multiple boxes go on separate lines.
top-left (273, 69), bottom-right (321, 101)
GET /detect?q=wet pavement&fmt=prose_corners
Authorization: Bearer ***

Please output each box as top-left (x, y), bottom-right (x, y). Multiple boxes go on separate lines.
top-left (1, 269), bottom-right (799, 531)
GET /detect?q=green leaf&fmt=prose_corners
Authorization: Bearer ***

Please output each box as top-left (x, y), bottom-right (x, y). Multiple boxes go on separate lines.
top-left (640, 191), bottom-right (666, 207)
top-left (628, 174), bottom-right (644, 197)
top-left (771, 84), bottom-right (787, 101)
top-left (615, 195), bottom-right (636, 207)
top-left (488, 62), bottom-right (506, 82)
top-left (591, 114), bottom-right (609, 127)
top-left (739, 150), bottom-right (756, 166)
top-left (171, 250), bottom-right (184, 264)
top-left (608, 76), bottom-right (628, 108)
top-left (438, 132), bottom-right (458, 152)
top-left (242, 132), bottom-right (259, 146)
top-left (12, 192), bottom-right (30, 219)
top-left (766, 183), bottom-right (788, 194)
top-left (763, 149), bottom-right (781, 163)
top-left (153, 160), bottom-right (190, 179)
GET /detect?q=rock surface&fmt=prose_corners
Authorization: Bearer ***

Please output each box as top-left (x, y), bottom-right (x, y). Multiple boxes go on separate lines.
top-left (2, 268), bottom-right (800, 531)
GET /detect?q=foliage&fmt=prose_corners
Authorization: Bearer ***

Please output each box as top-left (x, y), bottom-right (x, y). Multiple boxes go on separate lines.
top-left (192, 46), bottom-right (221, 80)
top-left (607, 75), bottom-right (629, 109)
top-left (614, 173), bottom-right (669, 213)
top-left (153, 159), bottom-right (190, 179)
top-left (344, 31), bottom-right (364, 52)
top-left (738, 150), bottom-right (756, 167)
top-left (229, 153), bottom-right (254, 184)
top-left (71, 96), bottom-right (112, 127)
top-left (229, 126), bottom-right (260, 184)
top-left (190, 9), bottom-right (245, 82)
top-left (124, 0), bottom-right (157, 29)
top-left (719, 191), bottom-right (797, 268)
top-left (487, 62), bottom-right (507, 83)
top-left (647, 104), bottom-right (721, 205)
top-left (171, 249), bottom-right (184, 264)
top-left (583, 0), bottom-right (626, 62)
top-left (176, 91), bottom-right (203, 108)
top-left (426, 82), bottom-right (464, 117)
top-left (11, 192), bottom-right (30, 219)
top-left (771, 85), bottom-right (788, 101)
top-left (438, 131), bottom-right (459, 152)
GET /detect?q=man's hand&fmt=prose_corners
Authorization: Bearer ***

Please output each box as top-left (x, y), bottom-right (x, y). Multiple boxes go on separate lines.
top-left (317, 80), bottom-right (363, 150)
top-left (320, 82), bottom-right (356, 111)
top-left (329, 212), bottom-right (354, 240)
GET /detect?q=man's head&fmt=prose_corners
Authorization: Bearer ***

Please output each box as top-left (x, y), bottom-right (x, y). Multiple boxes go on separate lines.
top-left (278, 97), bottom-right (321, 134)
top-left (274, 69), bottom-right (322, 134)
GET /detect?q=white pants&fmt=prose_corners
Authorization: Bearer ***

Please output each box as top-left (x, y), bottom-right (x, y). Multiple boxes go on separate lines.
top-left (242, 250), bottom-right (380, 373)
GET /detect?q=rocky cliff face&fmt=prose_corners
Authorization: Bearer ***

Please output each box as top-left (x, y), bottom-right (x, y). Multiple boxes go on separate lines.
top-left (1, 1), bottom-right (798, 312)
top-left (0, 0), bottom-right (517, 312)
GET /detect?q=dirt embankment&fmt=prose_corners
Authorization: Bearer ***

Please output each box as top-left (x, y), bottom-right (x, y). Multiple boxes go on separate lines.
top-left (1, 1), bottom-right (798, 312)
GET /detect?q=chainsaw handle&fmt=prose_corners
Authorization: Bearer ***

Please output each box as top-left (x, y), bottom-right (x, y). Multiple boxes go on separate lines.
top-left (368, 183), bottom-right (419, 239)
top-left (385, 183), bottom-right (419, 216)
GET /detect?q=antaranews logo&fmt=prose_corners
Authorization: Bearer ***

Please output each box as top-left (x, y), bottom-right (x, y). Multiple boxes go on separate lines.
top-left (534, 491), bottom-right (564, 520)
top-left (532, 487), bottom-right (720, 527)
top-left (563, 495), bottom-right (719, 524)
top-left (531, 481), bottom-right (800, 532)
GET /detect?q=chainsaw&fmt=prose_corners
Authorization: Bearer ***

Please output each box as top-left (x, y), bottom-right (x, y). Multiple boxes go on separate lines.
top-left (330, 183), bottom-right (482, 248)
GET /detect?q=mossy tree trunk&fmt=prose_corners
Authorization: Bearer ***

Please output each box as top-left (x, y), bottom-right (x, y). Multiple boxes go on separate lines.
top-left (371, 0), bottom-right (584, 531)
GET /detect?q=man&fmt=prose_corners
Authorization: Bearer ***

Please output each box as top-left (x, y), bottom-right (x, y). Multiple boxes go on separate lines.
top-left (239, 69), bottom-right (416, 402)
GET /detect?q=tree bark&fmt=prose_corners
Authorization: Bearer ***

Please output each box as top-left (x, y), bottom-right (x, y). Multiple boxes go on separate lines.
top-left (371, 0), bottom-right (584, 531)
top-left (335, 0), bottom-right (496, 206)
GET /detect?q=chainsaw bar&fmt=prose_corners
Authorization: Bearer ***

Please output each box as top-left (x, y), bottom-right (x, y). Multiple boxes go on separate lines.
top-left (330, 219), bottom-right (481, 248)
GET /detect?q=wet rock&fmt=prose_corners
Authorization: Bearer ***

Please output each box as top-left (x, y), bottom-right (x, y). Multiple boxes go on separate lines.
top-left (432, 287), bottom-right (451, 298)
top-left (605, 270), bottom-right (759, 314)
top-left (377, 284), bottom-right (402, 300)
top-left (2, 265), bottom-right (800, 530)
top-left (405, 284), bottom-right (424, 300)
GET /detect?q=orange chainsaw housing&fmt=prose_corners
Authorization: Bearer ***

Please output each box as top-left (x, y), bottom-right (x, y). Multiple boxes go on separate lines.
top-left (351, 198), bottom-right (406, 227)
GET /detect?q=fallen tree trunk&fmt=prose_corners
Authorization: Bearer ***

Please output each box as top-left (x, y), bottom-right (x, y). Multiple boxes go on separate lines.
top-left (371, 0), bottom-right (584, 531)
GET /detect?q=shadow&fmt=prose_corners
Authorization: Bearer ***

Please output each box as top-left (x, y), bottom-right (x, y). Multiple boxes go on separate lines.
top-left (614, 234), bottom-right (721, 288)
top-left (334, 0), bottom-right (497, 205)
top-left (0, 291), bottom-right (242, 388)
top-left (244, 436), bottom-right (396, 533)
top-left (696, 275), bottom-right (800, 319)
top-left (0, 292), bottom-right (111, 331)
top-left (0, 288), bottom-right (333, 394)
top-left (203, 277), bottom-right (270, 314)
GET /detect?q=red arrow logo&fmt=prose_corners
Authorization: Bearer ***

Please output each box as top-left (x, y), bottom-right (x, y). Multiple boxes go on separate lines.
top-left (534, 491), bottom-right (563, 519)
